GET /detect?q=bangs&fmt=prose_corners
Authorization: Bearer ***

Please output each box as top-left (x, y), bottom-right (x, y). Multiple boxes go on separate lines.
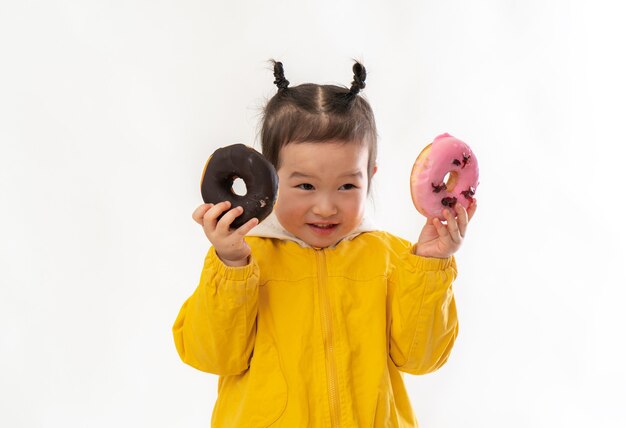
top-left (278, 109), bottom-right (370, 147)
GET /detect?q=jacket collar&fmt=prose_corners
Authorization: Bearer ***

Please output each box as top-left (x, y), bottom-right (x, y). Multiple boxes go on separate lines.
top-left (247, 211), bottom-right (377, 249)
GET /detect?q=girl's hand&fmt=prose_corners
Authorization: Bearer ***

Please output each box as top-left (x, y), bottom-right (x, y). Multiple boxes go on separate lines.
top-left (413, 200), bottom-right (477, 259)
top-left (192, 201), bottom-right (259, 267)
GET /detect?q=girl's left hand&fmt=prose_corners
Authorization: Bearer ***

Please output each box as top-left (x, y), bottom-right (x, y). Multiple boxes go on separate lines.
top-left (413, 200), bottom-right (477, 259)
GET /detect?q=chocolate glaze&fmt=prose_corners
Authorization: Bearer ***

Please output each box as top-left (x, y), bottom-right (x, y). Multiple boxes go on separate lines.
top-left (201, 144), bottom-right (278, 229)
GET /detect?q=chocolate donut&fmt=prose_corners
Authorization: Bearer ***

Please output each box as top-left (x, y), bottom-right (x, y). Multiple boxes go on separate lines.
top-left (200, 144), bottom-right (278, 229)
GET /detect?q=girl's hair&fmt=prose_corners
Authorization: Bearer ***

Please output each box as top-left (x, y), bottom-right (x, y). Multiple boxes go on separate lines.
top-left (261, 60), bottom-right (378, 187)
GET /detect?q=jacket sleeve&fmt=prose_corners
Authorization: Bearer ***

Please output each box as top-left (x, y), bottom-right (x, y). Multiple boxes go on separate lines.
top-left (172, 246), bottom-right (259, 375)
top-left (388, 251), bottom-right (458, 375)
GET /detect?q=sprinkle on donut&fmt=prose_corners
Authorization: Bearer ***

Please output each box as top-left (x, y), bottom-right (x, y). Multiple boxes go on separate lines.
top-left (441, 197), bottom-right (458, 207)
top-left (461, 187), bottom-right (476, 200)
top-left (431, 183), bottom-right (447, 193)
top-left (462, 153), bottom-right (471, 168)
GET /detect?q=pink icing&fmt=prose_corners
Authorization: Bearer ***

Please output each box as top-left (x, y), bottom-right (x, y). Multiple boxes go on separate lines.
top-left (410, 133), bottom-right (479, 220)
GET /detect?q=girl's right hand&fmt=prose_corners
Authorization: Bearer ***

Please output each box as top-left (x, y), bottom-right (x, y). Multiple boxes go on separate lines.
top-left (192, 201), bottom-right (259, 267)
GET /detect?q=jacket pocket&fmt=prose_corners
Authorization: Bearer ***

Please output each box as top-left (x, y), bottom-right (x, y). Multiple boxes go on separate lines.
top-left (212, 339), bottom-right (288, 427)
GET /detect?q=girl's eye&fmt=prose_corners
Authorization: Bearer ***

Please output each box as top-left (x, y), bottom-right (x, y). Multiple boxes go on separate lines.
top-left (339, 184), bottom-right (357, 190)
top-left (297, 183), bottom-right (315, 190)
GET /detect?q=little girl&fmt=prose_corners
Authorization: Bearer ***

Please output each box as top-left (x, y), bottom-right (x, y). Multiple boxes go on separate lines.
top-left (173, 61), bottom-right (477, 427)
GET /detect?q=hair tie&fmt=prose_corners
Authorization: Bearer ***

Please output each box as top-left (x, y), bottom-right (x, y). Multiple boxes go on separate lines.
top-left (349, 62), bottom-right (367, 97)
top-left (272, 61), bottom-right (290, 91)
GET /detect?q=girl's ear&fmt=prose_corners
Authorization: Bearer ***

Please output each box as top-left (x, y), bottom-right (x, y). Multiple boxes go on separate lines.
top-left (372, 165), bottom-right (378, 176)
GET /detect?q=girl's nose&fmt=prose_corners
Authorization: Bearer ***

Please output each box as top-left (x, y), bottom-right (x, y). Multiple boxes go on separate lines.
top-left (312, 195), bottom-right (338, 217)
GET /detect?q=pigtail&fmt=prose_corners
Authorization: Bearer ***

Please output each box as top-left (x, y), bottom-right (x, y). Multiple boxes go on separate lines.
top-left (349, 61), bottom-right (366, 97)
top-left (272, 60), bottom-right (290, 91)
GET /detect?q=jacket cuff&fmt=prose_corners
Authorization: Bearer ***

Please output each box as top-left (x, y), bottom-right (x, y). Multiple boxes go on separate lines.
top-left (408, 245), bottom-right (456, 271)
top-left (204, 247), bottom-right (257, 281)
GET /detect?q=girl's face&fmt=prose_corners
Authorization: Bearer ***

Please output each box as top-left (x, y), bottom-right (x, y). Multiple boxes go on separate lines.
top-left (275, 141), bottom-right (373, 249)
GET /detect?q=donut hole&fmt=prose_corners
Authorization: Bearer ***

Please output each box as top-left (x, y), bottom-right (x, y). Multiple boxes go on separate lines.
top-left (443, 171), bottom-right (459, 192)
top-left (231, 177), bottom-right (248, 196)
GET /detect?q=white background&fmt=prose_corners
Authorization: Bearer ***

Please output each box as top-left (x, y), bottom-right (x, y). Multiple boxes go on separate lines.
top-left (1, 0), bottom-right (625, 427)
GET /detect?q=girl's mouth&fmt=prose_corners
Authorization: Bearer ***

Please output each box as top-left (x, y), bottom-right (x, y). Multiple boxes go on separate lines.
top-left (307, 223), bottom-right (339, 235)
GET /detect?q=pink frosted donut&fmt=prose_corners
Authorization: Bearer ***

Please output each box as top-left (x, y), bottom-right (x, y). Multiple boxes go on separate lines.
top-left (410, 133), bottom-right (479, 220)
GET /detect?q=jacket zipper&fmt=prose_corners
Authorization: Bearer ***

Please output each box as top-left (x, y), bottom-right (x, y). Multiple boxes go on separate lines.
top-left (317, 249), bottom-right (341, 427)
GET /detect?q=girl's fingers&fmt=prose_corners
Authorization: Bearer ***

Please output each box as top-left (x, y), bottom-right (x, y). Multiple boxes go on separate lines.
top-left (204, 201), bottom-right (231, 225)
top-left (443, 209), bottom-right (462, 243)
top-left (236, 217), bottom-right (259, 236)
top-left (192, 204), bottom-right (213, 225)
top-left (455, 204), bottom-right (469, 238)
top-left (216, 206), bottom-right (244, 233)
top-left (433, 217), bottom-right (450, 241)
top-left (467, 199), bottom-right (478, 221)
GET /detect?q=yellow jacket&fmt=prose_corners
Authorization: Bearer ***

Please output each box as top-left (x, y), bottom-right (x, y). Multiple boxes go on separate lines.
top-left (173, 231), bottom-right (458, 427)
